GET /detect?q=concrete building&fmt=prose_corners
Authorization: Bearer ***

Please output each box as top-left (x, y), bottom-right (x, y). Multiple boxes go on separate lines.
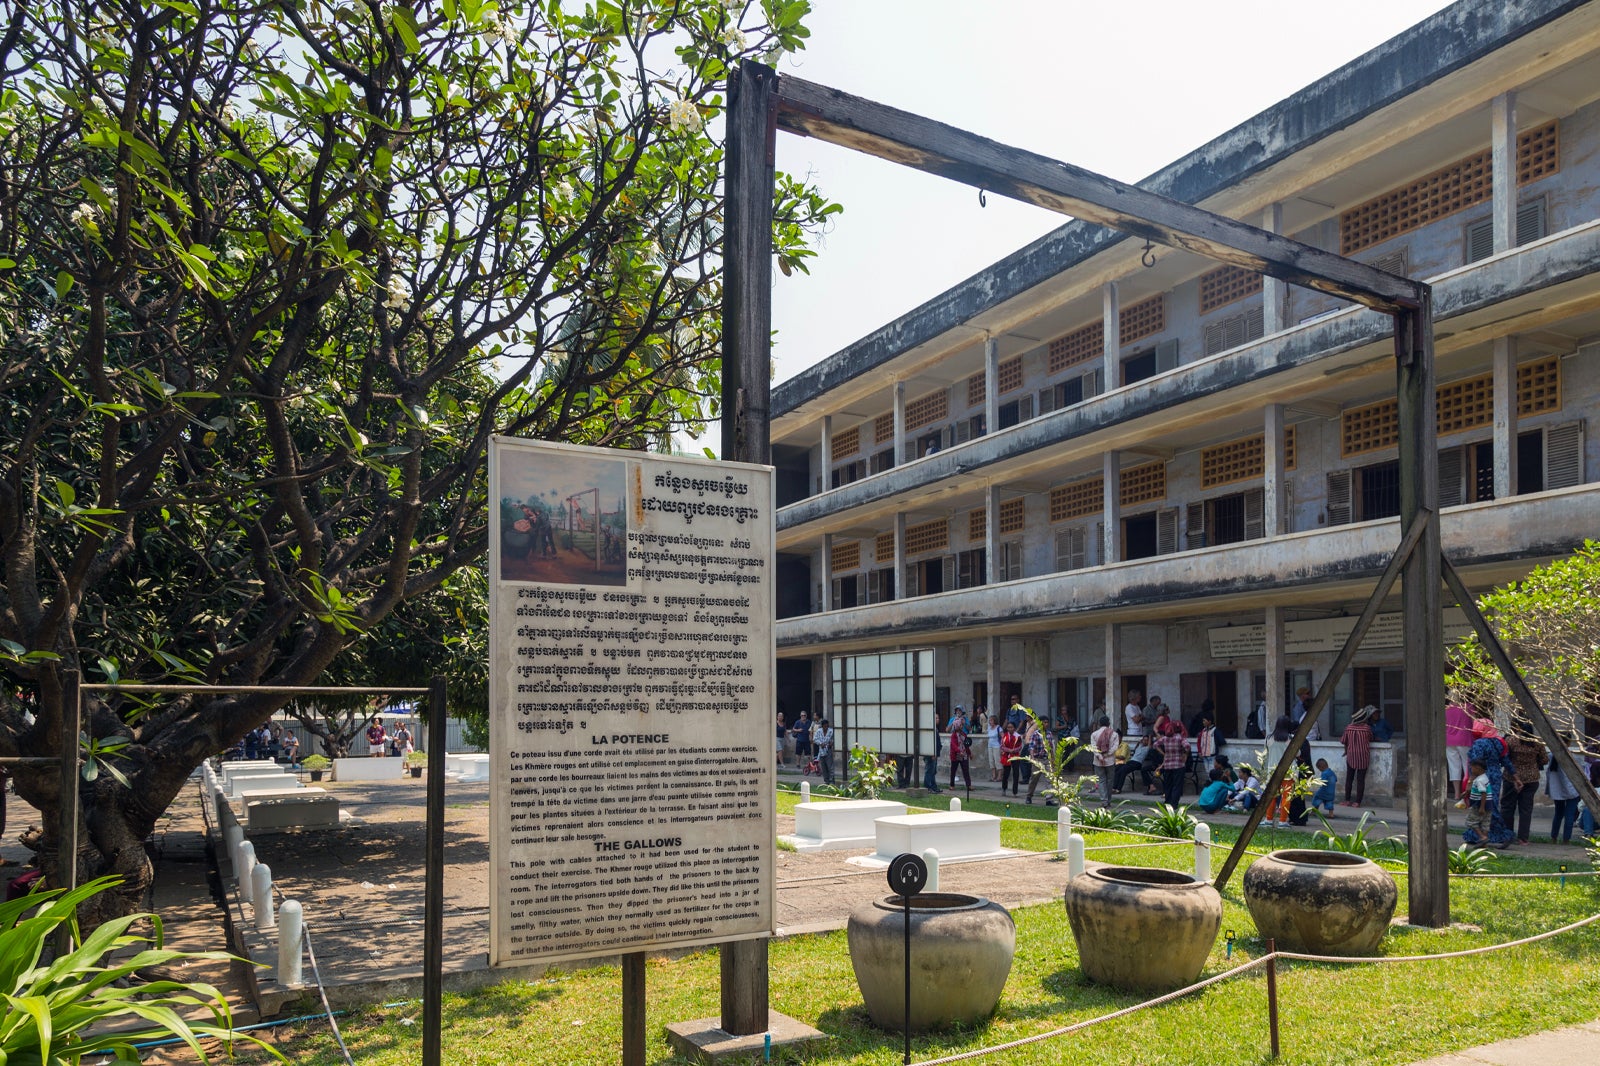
top-left (769, 0), bottom-right (1600, 800)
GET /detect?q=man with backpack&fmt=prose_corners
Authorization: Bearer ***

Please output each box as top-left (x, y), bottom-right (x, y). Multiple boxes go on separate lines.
top-left (1089, 714), bottom-right (1120, 809)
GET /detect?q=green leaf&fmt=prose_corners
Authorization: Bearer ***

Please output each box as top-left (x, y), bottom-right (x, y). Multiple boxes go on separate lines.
top-left (54, 480), bottom-right (76, 507)
top-left (55, 271), bottom-right (74, 298)
top-left (391, 6), bottom-right (421, 52)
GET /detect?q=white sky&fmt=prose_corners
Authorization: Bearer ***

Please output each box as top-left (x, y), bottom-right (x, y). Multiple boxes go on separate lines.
top-left (767, 0), bottom-right (1456, 385)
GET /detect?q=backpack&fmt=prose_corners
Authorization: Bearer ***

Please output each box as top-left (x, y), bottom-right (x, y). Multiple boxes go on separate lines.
top-left (1096, 727), bottom-right (1112, 754)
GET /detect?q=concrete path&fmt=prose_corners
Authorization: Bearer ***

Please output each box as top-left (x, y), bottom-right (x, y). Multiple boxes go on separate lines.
top-left (1408, 1019), bottom-right (1600, 1066)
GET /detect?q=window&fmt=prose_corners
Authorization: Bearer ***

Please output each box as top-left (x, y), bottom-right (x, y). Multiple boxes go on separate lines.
top-left (997, 394), bottom-right (1034, 430)
top-left (1049, 322), bottom-right (1101, 373)
top-left (1519, 422), bottom-right (1587, 493)
top-left (1357, 460), bottom-right (1401, 521)
top-left (1199, 265), bottom-right (1262, 314)
top-left (1439, 440), bottom-right (1495, 507)
top-left (1202, 306), bottom-right (1264, 355)
top-left (1038, 370), bottom-right (1102, 415)
top-left (1353, 666), bottom-right (1406, 734)
top-left (1464, 199), bottom-right (1547, 263)
top-left (997, 540), bottom-right (1023, 582)
top-left (1121, 339), bottom-right (1178, 386)
top-left (1054, 527), bottom-right (1089, 572)
top-left (829, 574), bottom-right (861, 610)
top-left (1186, 488), bottom-right (1265, 548)
top-left (870, 448), bottom-right (894, 474)
top-left (905, 389), bottom-right (949, 431)
top-left (955, 413), bottom-right (986, 443)
top-left (1517, 354), bottom-right (1561, 415)
top-left (966, 372), bottom-right (985, 408)
top-left (831, 426), bottom-right (860, 459)
top-left (955, 548), bottom-right (987, 589)
top-left (1119, 461), bottom-right (1166, 507)
top-left (905, 519), bottom-right (949, 556)
top-left (1120, 294), bottom-right (1165, 345)
top-left (867, 567), bottom-right (896, 604)
top-left (1122, 508), bottom-right (1178, 561)
top-left (968, 507), bottom-right (986, 543)
top-left (874, 412), bottom-right (895, 445)
top-left (916, 429), bottom-right (942, 458)
top-left (875, 532), bottom-right (895, 562)
top-left (830, 540), bottom-right (860, 572)
top-left (998, 498), bottom-right (1026, 535)
top-left (829, 459), bottom-right (865, 488)
top-left (997, 356), bottom-right (1024, 394)
top-left (1051, 478), bottom-right (1103, 523)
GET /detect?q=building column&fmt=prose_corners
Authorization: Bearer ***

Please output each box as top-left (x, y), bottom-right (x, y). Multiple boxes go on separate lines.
top-left (819, 414), bottom-right (832, 494)
top-left (892, 381), bottom-right (906, 467)
top-left (984, 335), bottom-right (999, 438)
top-left (1262, 203), bottom-right (1287, 334)
top-left (1264, 403), bottom-right (1286, 538)
top-left (821, 653), bottom-right (834, 725)
top-left (1491, 91), bottom-right (1517, 255)
top-left (1264, 605), bottom-right (1285, 736)
top-left (1492, 336), bottom-right (1518, 499)
top-left (985, 634), bottom-right (999, 722)
top-left (984, 484), bottom-right (1000, 585)
top-left (1102, 281), bottom-right (1120, 389)
top-left (820, 533), bottom-right (833, 612)
top-left (1104, 623), bottom-right (1122, 731)
top-left (1102, 451), bottom-right (1121, 565)
top-left (894, 512), bottom-right (907, 600)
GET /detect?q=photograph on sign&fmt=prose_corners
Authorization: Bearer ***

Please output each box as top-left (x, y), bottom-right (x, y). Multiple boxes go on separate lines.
top-left (487, 437), bottom-right (775, 967)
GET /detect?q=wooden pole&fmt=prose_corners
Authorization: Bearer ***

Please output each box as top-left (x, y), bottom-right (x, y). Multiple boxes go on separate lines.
top-left (717, 59), bottom-right (777, 1038)
top-left (422, 676), bottom-right (448, 1066)
top-left (1395, 300), bottom-right (1448, 928)
top-left (622, 951), bottom-right (647, 1066)
top-left (55, 668), bottom-right (81, 956)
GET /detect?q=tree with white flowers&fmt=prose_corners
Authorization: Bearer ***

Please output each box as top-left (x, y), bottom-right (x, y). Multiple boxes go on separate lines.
top-left (0, 0), bottom-right (835, 923)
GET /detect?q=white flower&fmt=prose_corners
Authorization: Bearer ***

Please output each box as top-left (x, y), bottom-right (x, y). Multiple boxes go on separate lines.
top-left (667, 98), bottom-right (701, 133)
top-left (723, 0), bottom-right (742, 11)
top-left (225, 246), bottom-right (248, 263)
top-left (641, 240), bottom-right (659, 261)
top-left (384, 275), bottom-right (410, 310)
top-left (575, 111), bottom-right (598, 137)
top-left (220, 102), bottom-right (238, 124)
top-left (483, 11), bottom-right (515, 46)
top-left (721, 26), bottom-right (747, 50)
top-left (69, 202), bottom-right (100, 232)
top-left (552, 179), bottom-right (573, 200)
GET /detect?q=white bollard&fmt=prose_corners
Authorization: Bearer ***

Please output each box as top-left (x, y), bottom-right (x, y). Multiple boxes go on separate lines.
top-left (950, 797), bottom-right (961, 812)
top-left (1194, 822), bottom-right (1212, 882)
top-left (1067, 833), bottom-right (1085, 881)
top-left (237, 841), bottom-right (257, 904)
top-left (277, 901), bottom-right (303, 986)
top-left (800, 781), bottom-right (810, 803)
top-left (223, 823), bottom-right (244, 869)
top-left (252, 864), bottom-right (276, 931)
top-left (1057, 805), bottom-right (1073, 854)
top-left (213, 789), bottom-right (229, 833)
top-left (922, 848), bottom-right (940, 892)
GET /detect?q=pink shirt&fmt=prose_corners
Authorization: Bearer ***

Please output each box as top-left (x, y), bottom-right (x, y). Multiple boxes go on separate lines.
top-left (1444, 704), bottom-right (1474, 748)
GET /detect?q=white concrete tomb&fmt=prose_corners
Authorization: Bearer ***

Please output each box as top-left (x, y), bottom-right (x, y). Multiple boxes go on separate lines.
top-left (866, 811), bottom-right (1006, 866)
top-left (782, 799), bottom-right (907, 851)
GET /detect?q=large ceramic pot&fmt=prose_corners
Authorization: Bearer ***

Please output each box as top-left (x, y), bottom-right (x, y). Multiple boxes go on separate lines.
top-left (1063, 866), bottom-right (1222, 992)
top-left (846, 893), bottom-right (1014, 1032)
top-left (1243, 849), bottom-right (1397, 956)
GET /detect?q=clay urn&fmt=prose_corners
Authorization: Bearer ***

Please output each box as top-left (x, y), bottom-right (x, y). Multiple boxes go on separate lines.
top-left (1243, 849), bottom-right (1397, 955)
top-left (1063, 866), bottom-right (1222, 992)
top-left (846, 893), bottom-right (1014, 1031)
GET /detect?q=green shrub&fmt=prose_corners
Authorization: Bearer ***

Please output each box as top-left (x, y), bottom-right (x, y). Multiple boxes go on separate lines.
top-left (1137, 803), bottom-right (1199, 839)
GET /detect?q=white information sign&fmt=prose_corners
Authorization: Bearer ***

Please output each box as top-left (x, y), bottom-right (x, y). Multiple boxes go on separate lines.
top-left (487, 438), bottom-right (775, 966)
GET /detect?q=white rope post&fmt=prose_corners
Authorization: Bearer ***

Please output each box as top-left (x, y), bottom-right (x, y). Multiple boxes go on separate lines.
top-left (922, 848), bottom-right (940, 892)
top-left (1194, 822), bottom-right (1212, 882)
top-left (252, 864), bottom-right (276, 931)
top-left (800, 781), bottom-right (810, 803)
top-left (950, 797), bottom-right (962, 812)
top-left (223, 822), bottom-right (244, 872)
top-left (237, 841), bottom-right (257, 903)
top-left (277, 900), bottom-right (303, 986)
top-left (1068, 833), bottom-right (1085, 880)
top-left (1058, 805), bottom-right (1072, 854)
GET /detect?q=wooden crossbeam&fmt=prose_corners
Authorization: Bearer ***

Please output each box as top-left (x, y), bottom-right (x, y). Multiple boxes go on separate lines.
top-left (774, 73), bottom-right (1426, 314)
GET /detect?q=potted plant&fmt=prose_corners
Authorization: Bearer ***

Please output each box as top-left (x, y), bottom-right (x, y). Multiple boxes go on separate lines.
top-left (301, 754), bottom-right (331, 782)
top-left (404, 750), bottom-right (427, 778)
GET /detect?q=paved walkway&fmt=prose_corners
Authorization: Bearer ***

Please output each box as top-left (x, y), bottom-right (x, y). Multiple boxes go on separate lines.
top-left (1407, 1020), bottom-right (1600, 1066)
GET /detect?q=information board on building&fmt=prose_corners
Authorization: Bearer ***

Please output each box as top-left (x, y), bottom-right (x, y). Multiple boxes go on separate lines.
top-left (487, 437), bottom-right (774, 966)
top-left (1206, 607), bottom-right (1472, 660)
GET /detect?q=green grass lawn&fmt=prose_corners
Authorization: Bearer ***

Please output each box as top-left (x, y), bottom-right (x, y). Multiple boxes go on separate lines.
top-left (263, 792), bottom-right (1600, 1065)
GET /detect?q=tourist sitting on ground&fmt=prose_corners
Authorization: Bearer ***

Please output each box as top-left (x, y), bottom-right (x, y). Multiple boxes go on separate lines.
top-left (1196, 769), bottom-right (1233, 813)
top-left (1225, 764), bottom-right (1263, 811)
top-left (1310, 758), bottom-right (1337, 815)
top-left (1212, 753), bottom-right (1236, 783)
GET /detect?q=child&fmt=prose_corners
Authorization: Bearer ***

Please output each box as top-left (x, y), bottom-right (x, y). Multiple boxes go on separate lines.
top-left (1463, 760), bottom-right (1495, 846)
top-left (1310, 758), bottom-right (1337, 815)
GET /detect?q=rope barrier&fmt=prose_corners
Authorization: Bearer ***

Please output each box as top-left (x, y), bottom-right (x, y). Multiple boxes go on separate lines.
top-left (909, 908), bottom-right (1600, 1066)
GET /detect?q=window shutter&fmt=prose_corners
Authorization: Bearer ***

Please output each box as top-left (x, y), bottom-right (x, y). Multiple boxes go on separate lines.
top-left (942, 425), bottom-right (955, 450)
top-left (1017, 394), bottom-right (1034, 422)
top-left (1465, 217), bottom-right (1494, 264)
top-left (1037, 386), bottom-right (1057, 415)
top-left (867, 570), bottom-right (881, 604)
top-left (1185, 500), bottom-right (1207, 549)
top-left (942, 555), bottom-right (957, 591)
top-left (1244, 305), bottom-right (1264, 343)
top-left (1084, 368), bottom-right (1103, 398)
top-left (1156, 508), bottom-right (1179, 555)
top-left (955, 419), bottom-right (972, 444)
top-left (1544, 420), bottom-right (1584, 489)
top-left (1438, 445), bottom-right (1465, 508)
top-left (1094, 521), bottom-right (1104, 565)
top-left (1243, 487), bottom-right (1265, 540)
top-left (1326, 470), bottom-right (1353, 526)
top-left (1517, 199), bottom-right (1547, 245)
top-left (904, 564), bottom-right (919, 598)
top-left (1055, 528), bottom-right (1087, 572)
top-left (1002, 541), bottom-right (1023, 581)
top-left (855, 574), bottom-right (866, 604)
top-left (957, 551), bottom-right (975, 589)
top-left (1155, 338), bottom-right (1180, 373)
top-left (829, 578), bottom-right (841, 609)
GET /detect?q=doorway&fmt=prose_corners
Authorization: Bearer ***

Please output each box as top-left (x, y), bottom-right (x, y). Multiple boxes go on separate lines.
top-left (1179, 671), bottom-right (1240, 735)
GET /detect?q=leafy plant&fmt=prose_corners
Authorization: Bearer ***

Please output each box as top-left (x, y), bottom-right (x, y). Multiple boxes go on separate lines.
top-left (1448, 844), bottom-right (1498, 874)
top-left (1021, 711), bottom-right (1085, 807)
top-left (299, 754), bottom-right (331, 771)
top-left (1137, 804), bottom-right (1199, 840)
top-left (1313, 811), bottom-right (1407, 858)
top-left (1071, 804), bottom-right (1134, 830)
top-left (403, 750), bottom-right (428, 768)
top-left (819, 746), bottom-right (896, 800)
top-left (0, 877), bottom-right (281, 1063)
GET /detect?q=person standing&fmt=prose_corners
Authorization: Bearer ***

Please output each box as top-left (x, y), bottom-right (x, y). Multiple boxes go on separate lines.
top-left (1444, 702), bottom-right (1475, 800)
top-left (1194, 713), bottom-right (1217, 774)
top-left (1501, 727), bottom-right (1547, 846)
top-left (1123, 689), bottom-right (1146, 742)
top-left (775, 713), bottom-right (788, 767)
top-left (922, 713), bottom-right (943, 794)
top-left (1023, 723), bottom-right (1052, 805)
top-left (1464, 718), bottom-right (1516, 848)
top-left (999, 722), bottom-right (1024, 795)
top-left (1340, 706), bottom-right (1374, 807)
top-left (948, 709), bottom-right (972, 791)
top-left (1089, 715), bottom-right (1119, 809)
top-left (1155, 720), bottom-right (1188, 806)
top-left (814, 718), bottom-right (835, 785)
top-left (366, 717), bottom-right (387, 757)
top-left (391, 720), bottom-right (413, 757)
top-left (1546, 743), bottom-right (1580, 844)
top-left (986, 710), bottom-right (1003, 782)
top-left (1005, 694), bottom-right (1029, 733)
top-left (793, 712), bottom-right (811, 767)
